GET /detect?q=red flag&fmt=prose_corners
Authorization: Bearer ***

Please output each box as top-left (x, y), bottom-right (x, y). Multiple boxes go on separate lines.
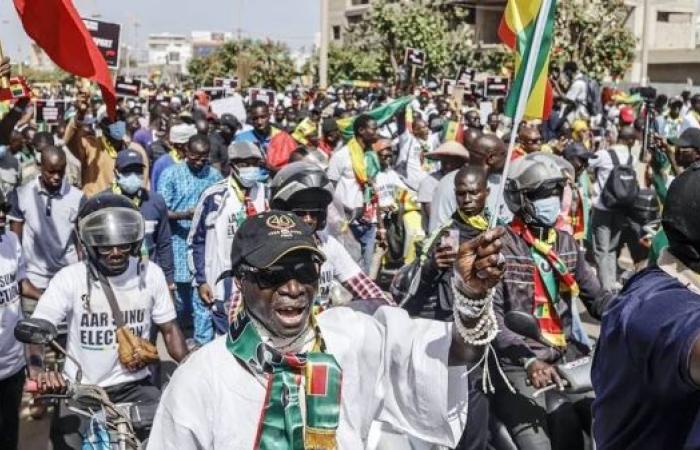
top-left (13, 0), bottom-right (116, 119)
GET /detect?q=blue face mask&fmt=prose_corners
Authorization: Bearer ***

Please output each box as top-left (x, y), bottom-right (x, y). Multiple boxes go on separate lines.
top-left (117, 173), bottom-right (143, 195)
top-left (0, 145), bottom-right (7, 159)
top-left (237, 167), bottom-right (261, 188)
top-left (108, 121), bottom-right (127, 141)
top-left (531, 196), bottom-right (561, 226)
top-left (257, 167), bottom-right (270, 183)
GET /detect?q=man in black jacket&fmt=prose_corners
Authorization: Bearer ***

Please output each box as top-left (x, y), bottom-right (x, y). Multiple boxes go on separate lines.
top-left (493, 152), bottom-right (612, 450)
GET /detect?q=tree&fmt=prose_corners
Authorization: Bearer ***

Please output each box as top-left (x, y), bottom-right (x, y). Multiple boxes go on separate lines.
top-left (187, 39), bottom-right (297, 90)
top-left (317, 0), bottom-right (510, 84)
top-left (553, 0), bottom-right (636, 80)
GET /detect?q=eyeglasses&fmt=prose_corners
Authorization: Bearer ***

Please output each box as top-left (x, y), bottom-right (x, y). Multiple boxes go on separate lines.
top-left (96, 244), bottom-right (132, 255)
top-left (241, 260), bottom-right (320, 289)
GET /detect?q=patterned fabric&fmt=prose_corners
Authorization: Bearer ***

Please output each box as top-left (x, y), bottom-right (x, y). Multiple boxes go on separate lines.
top-left (226, 309), bottom-right (341, 450)
top-left (511, 218), bottom-right (581, 347)
top-left (157, 162), bottom-right (222, 282)
top-left (344, 271), bottom-right (394, 305)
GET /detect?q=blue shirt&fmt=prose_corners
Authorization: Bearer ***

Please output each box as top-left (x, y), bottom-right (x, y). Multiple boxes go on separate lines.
top-left (235, 128), bottom-right (273, 154)
top-left (157, 162), bottom-right (222, 283)
top-left (150, 153), bottom-right (176, 193)
top-left (592, 267), bottom-right (700, 450)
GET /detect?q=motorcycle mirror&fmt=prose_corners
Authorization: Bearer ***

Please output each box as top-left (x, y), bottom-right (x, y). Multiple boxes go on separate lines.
top-left (505, 311), bottom-right (542, 342)
top-left (14, 318), bottom-right (58, 345)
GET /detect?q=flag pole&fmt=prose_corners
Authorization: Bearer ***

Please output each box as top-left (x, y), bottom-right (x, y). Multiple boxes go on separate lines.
top-left (489, 0), bottom-right (555, 229)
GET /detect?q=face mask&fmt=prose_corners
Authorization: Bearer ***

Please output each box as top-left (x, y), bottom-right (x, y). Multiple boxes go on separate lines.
top-left (108, 121), bottom-right (127, 141)
top-left (257, 167), bottom-right (270, 183)
top-left (531, 196), bottom-right (561, 226)
top-left (117, 173), bottom-right (143, 195)
top-left (237, 167), bottom-right (260, 188)
top-left (0, 145), bottom-right (7, 159)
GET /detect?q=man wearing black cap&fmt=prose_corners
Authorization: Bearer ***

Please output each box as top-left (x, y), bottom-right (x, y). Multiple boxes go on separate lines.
top-left (149, 210), bottom-right (507, 450)
top-left (593, 166), bottom-right (700, 449)
top-left (103, 149), bottom-right (174, 287)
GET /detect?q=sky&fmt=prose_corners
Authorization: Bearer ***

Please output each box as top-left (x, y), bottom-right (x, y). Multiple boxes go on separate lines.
top-left (0, 0), bottom-right (321, 61)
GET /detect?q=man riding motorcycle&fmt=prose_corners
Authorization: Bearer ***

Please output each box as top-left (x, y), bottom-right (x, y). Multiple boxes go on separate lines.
top-left (492, 152), bottom-right (613, 450)
top-left (29, 193), bottom-right (188, 448)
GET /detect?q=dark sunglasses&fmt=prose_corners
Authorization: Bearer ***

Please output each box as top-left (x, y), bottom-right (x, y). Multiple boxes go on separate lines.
top-left (241, 260), bottom-right (320, 289)
top-left (291, 209), bottom-right (326, 219)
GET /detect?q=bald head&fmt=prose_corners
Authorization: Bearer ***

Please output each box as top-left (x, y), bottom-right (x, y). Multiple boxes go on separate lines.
top-left (463, 128), bottom-right (483, 152)
top-left (471, 134), bottom-right (507, 171)
top-left (39, 145), bottom-right (66, 193)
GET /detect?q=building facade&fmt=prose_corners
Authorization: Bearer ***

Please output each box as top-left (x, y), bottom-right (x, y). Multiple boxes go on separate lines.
top-left (625, 0), bottom-right (698, 84)
top-left (147, 33), bottom-right (193, 74)
top-left (327, 0), bottom-right (506, 46)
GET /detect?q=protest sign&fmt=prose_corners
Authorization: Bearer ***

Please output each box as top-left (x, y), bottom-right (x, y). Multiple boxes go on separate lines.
top-left (82, 18), bottom-right (121, 69)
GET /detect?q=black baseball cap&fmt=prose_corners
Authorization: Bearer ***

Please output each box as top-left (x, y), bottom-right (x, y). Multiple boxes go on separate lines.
top-left (115, 149), bottom-right (144, 170)
top-left (562, 142), bottom-right (594, 161)
top-left (670, 128), bottom-right (700, 150)
top-left (229, 211), bottom-right (325, 271)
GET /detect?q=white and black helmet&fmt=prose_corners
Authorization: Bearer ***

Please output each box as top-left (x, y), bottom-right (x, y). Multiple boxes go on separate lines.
top-left (504, 152), bottom-right (572, 224)
top-left (270, 161), bottom-right (334, 211)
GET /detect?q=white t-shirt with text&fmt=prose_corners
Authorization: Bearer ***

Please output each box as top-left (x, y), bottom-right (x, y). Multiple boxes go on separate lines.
top-left (32, 259), bottom-right (176, 387)
top-left (0, 231), bottom-right (27, 380)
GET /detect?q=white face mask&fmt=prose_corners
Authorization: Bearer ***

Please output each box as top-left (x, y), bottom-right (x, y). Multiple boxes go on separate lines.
top-left (237, 167), bottom-right (260, 188)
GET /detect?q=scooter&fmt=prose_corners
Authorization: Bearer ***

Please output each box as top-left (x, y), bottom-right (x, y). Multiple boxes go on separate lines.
top-left (15, 318), bottom-right (157, 450)
top-left (505, 311), bottom-right (593, 397)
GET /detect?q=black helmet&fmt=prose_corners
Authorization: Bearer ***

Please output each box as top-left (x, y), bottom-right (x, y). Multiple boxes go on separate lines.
top-left (270, 161), bottom-right (334, 211)
top-left (77, 193), bottom-right (144, 274)
top-left (663, 164), bottom-right (700, 271)
top-left (504, 152), bottom-right (571, 224)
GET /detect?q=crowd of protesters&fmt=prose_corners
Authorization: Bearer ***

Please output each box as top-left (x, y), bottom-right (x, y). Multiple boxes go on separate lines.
top-left (3, 49), bottom-right (700, 450)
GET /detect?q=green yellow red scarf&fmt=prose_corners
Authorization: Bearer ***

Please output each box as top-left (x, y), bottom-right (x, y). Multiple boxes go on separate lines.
top-left (511, 219), bottom-right (579, 348)
top-left (226, 308), bottom-right (342, 450)
top-left (348, 137), bottom-right (380, 206)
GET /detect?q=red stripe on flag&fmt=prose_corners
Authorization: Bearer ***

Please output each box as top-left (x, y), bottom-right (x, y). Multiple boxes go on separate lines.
top-left (498, 18), bottom-right (517, 49)
top-left (309, 364), bottom-right (328, 396)
top-left (13, 0), bottom-right (117, 120)
top-left (543, 81), bottom-right (554, 119)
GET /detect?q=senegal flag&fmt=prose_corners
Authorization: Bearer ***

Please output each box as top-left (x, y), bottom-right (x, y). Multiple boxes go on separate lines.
top-left (338, 96), bottom-right (414, 141)
top-left (498, 0), bottom-right (557, 120)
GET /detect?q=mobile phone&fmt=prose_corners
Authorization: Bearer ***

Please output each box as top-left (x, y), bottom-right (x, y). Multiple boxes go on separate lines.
top-left (441, 229), bottom-right (460, 252)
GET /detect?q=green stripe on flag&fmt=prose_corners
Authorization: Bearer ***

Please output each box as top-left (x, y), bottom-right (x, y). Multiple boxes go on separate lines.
top-left (339, 96), bottom-right (414, 141)
top-left (504, 0), bottom-right (557, 118)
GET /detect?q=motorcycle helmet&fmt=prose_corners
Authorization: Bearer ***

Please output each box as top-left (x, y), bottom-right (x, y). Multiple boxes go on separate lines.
top-left (77, 193), bottom-right (145, 275)
top-left (270, 161), bottom-right (334, 229)
top-left (504, 152), bottom-right (572, 225)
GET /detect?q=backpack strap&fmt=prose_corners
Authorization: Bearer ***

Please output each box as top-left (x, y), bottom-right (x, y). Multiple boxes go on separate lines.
top-left (626, 151), bottom-right (634, 166)
top-left (608, 149), bottom-right (621, 167)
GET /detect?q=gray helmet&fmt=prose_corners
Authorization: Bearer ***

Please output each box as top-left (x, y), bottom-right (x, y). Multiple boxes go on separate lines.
top-left (77, 193), bottom-right (145, 272)
top-left (270, 161), bottom-right (334, 211)
top-left (504, 152), bottom-right (572, 223)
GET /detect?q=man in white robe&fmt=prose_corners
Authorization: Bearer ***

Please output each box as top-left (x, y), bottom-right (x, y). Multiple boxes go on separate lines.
top-left (148, 211), bottom-right (505, 450)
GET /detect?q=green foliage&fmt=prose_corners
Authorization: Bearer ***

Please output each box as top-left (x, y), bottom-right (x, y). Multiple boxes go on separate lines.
top-left (553, 0), bottom-right (636, 80)
top-left (319, 0), bottom-right (510, 84)
top-left (187, 39), bottom-right (297, 91)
